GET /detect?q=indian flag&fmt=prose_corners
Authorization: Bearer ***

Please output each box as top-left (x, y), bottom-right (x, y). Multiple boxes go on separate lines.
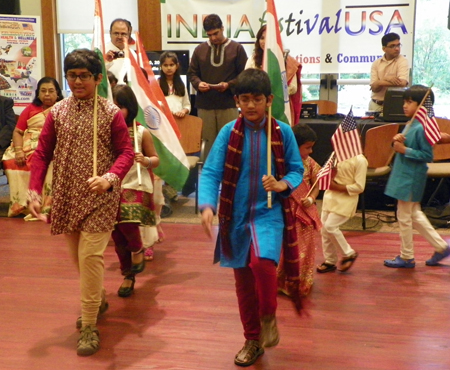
top-left (134, 31), bottom-right (180, 137)
top-left (125, 49), bottom-right (189, 190)
top-left (91, 0), bottom-right (111, 99)
top-left (263, 0), bottom-right (290, 125)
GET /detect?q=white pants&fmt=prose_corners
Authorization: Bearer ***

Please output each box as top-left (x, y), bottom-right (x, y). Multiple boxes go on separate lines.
top-left (65, 231), bottom-right (111, 327)
top-left (321, 211), bottom-right (355, 265)
top-left (368, 100), bottom-right (383, 112)
top-left (397, 200), bottom-right (447, 260)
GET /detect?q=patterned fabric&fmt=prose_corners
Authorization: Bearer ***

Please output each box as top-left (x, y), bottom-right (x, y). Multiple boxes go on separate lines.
top-left (3, 108), bottom-right (52, 217)
top-left (117, 125), bottom-right (156, 226)
top-left (117, 189), bottom-right (156, 225)
top-left (28, 96), bottom-right (134, 235)
top-left (278, 156), bottom-right (322, 296)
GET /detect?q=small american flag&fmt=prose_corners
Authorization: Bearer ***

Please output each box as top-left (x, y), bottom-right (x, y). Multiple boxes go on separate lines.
top-left (415, 96), bottom-right (441, 146)
top-left (318, 153), bottom-right (336, 191)
top-left (331, 109), bottom-right (363, 162)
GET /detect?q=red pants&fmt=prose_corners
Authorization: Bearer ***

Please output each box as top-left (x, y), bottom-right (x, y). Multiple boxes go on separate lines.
top-left (233, 245), bottom-right (278, 341)
top-left (112, 223), bottom-right (143, 275)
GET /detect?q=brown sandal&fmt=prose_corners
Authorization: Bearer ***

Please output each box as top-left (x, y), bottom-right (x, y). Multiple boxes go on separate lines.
top-left (316, 262), bottom-right (337, 273)
top-left (338, 252), bottom-right (359, 272)
top-left (234, 340), bottom-right (264, 367)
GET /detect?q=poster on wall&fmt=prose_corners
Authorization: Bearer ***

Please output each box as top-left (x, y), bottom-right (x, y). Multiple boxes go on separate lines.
top-left (161, 0), bottom-right (416, 74)
top-left (0, 15), bottom-right (41, 113)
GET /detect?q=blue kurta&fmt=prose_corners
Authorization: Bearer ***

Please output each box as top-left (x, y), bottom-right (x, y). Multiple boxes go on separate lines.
top-left (199, 117), bottom-right (304, 268)
top-left (385, 119), bottom-right (433, 202)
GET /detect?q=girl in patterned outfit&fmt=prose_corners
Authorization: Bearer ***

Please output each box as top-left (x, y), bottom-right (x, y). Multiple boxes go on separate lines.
top-left (111, 84), bottom-right (159, 297)
top-left (28, 49), bottom-right (134, 356)
top-left (277, 124), bottom-right (321, 296)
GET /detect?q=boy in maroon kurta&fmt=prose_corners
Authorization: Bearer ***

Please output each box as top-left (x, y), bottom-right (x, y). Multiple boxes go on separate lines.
top-left (28, 49), bottom-right (134, 356)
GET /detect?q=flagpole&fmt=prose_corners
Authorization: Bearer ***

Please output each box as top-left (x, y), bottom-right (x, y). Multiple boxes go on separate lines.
top-left (306, 151), bottom-right (335, 197)
top-left (133, 119), bottom-right (142, 186)
top-left (93, 86), bottom-right (98, 177)
top-left (267, 106), bottom-right (272, 208)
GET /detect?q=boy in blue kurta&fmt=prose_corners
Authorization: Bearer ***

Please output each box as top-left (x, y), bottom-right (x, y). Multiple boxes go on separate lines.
top-left (199, 69), bottom-right (303, 367)
top-left (384, 85), bottom-right (450, 268)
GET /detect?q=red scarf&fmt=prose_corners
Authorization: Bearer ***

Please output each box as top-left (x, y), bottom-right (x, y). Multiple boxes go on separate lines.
top-left (218, 114), bottom-right (302, 311)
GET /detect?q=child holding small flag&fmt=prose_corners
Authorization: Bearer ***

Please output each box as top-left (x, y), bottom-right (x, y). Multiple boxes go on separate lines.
top-left (277, 124), bottom-right (321, 296)
top-left (111, 84), bottom-right (159, 296)
top-left (317, 110), bottom-right (367, 273)
top-left (199, 69), bottom-right (303, 367)
top-left (384, 85), bottom-right (450, 268)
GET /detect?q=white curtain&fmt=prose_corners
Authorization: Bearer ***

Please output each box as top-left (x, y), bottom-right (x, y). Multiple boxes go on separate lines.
top-left (56, 0), bottom-right (138, 33)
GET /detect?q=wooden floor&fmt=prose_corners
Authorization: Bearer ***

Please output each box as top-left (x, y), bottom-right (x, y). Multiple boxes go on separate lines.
top-left (1, 218), bottom-right (450, 370)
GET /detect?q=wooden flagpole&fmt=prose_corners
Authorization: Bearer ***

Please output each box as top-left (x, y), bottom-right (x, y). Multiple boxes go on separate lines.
top-left (267, 105), bottom-right (272, 208)
top-left (133, 119), bottom-right (142, 186)
top-left (93, 86), bottom-right (98, 177)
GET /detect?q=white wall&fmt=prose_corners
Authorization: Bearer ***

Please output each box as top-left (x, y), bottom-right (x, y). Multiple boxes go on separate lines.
top-left (20, 0), bottom-right (42, 16)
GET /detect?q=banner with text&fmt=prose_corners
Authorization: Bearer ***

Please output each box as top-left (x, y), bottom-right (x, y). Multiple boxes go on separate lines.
top-left (161, 0), bottom-right (415, 74)
top-left (0, 15), bottom-right (41, 111)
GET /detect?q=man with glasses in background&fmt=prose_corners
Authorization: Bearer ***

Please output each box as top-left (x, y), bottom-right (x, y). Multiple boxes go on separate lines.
top-left (369, 32), bottom-right (409, 113)
top-left (105, 18), bottom-right (136, 84)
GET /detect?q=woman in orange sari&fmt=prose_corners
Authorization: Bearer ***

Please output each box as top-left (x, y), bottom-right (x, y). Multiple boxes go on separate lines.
top-left (2, 77), bottom-right (63, 217)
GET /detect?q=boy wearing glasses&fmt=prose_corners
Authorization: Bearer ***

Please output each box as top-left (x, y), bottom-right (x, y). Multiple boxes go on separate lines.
top-left (199, 69), bottom-right (303, 367)
top-left (28, 49), bottom-right (134, 356)
top-left (369, 32), bottom-right (409, 113)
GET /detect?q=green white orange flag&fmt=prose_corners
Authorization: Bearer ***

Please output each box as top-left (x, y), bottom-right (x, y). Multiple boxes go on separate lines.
top-left (124, 45), bottom-right (189, 190)
top-left (263, 0), bottom-right (291, 125)
top-left (134, 31), bottom-right (180, 137)
top-left (92, 0), bottom-right (111, 99)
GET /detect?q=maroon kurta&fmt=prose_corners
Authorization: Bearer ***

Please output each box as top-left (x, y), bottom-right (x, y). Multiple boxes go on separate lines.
top-left (29, 96), bottom-right (134, 235)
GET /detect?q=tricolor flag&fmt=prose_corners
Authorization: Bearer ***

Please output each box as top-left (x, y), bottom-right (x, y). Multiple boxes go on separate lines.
top-left (134, 31), bottom-right (180, 137)
top-left (416, 96), bottom-right (441, 146)
top-left (331, 109), bottom-right (363, 162)
top-left (124, 46), bottom-right (189, 190)
top-left (91, 0), bottom-right (111, 99)
top-left (263, 0), bottom-right (290, 125)
top-left (318, 153), bottom-right (336, 191)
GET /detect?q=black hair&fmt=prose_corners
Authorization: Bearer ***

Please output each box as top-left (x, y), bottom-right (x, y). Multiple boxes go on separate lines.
top-left (158, 51), bottom-right (186, 97)
top-left (235, 69), bottom-right (271, 97)
top-left (203, 14), bottom-right (222, 32)
top-left (32, 77), bottom-right (64, 106)
top-left (403, 84), bottom-right (435, 105)
top-left (110, 18), bottom-right (132, 34)
top-left (292, 124), bottom-right (317, 147)
top-left (253, 25), bottom-right (266, 69)
top-left (382, 32), bottom-right (400, 47)
top-left (64, 49), bottom-right (102, 78)
top-left (107, 71), bottom-right (118, 86)
top-left (112, 84), bottom-right (138, 126)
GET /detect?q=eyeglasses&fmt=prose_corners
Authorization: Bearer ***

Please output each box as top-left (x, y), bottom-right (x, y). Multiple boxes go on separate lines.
top-left (386, 43), bottom-right (402, 49)
top-left (112, 32), bottom-right (129, 38)
top-left (65, 72), bottom-right (94, 81)
top-left (238, 97), bottom-right (266, 106)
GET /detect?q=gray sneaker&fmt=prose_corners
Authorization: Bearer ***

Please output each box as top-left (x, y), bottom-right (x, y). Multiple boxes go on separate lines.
top-left (77, 325), bottom-right (100, 356)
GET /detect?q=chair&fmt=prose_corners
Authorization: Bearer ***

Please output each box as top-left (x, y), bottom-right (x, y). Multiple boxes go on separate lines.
top-left (174, 115), bottom-right (205, 213)
top-left (425, 118), bottom-right (450, 207)
top-left (360, 123), bottom-right (400, 229)
top-left (303, 100), bottom-right (337, 115)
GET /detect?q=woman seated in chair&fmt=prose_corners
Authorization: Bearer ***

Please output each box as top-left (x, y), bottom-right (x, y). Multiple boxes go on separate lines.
top-left (2, 77), bottom-right (64, 217)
